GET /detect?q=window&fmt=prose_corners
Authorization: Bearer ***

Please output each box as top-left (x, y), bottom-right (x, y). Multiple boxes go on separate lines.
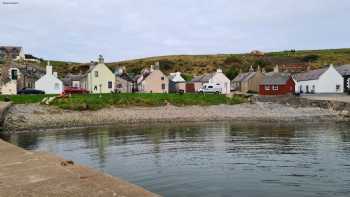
top-left (265, 85), bottom-right (270, 90)
top-left (94, 71), bottom-right (99, 77)
top-left (273, 85), bottom-right (278, 91)
top-left (336, 84), bottom-right (341, 91)
top-left (11, 69), bottom-right (18, 80)
top-left (162, 83), bottom-right (166, 90)
top-left (208, 86), bottom-right (213, 89)
top-left (161, 77), bottom-right (165, 80)
top-left (117, 84), bottom-right (122, 88)
top-left (54, 83), bottom-right (60, 90)
top-left (108, 81), bottom-right (112, 89)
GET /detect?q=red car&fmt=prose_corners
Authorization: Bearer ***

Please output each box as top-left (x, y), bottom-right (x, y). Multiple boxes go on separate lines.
top-left (63, 87), bottom-right (89, 95)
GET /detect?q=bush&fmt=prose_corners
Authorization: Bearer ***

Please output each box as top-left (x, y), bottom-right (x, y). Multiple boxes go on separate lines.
top-left (224, 55), bottom-right (242, 65)
top-left (302, 54), bottom-right (320, 62)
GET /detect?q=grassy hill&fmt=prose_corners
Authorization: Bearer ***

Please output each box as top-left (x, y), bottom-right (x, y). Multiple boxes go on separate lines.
top-left (1, 48), bottom-right (350, 80)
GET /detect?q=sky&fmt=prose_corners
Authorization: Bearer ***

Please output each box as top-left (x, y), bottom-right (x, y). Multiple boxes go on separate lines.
top-left (1, 0), bottom-right (350, 62)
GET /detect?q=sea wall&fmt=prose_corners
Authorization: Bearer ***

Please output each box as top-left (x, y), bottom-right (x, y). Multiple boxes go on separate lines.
top-left (253, 95), bottom-right (350, 117)
top-left (2, 102), bottom-right (344, 133)
top-left (0, 139), bottom-right (160, 197)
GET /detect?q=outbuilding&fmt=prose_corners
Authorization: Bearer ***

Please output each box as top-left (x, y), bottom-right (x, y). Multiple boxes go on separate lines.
top-left (35, 61), bottom-right (63, 94)
top-left (259, 73), bottom-right (295, 96)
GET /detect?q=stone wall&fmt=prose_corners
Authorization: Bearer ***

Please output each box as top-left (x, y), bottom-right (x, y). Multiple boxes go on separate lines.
top-left (253, 95), bottom-right (350, 118)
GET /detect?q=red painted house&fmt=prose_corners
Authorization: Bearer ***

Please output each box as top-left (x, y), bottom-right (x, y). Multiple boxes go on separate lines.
top-left (259, 73), bottom-right (295, 96)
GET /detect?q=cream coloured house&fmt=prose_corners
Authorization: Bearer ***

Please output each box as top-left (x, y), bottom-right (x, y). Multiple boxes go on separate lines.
top-left (80, 55), bottom-right (115, 94)
top-left (136, 63), bottom-right (169, 93)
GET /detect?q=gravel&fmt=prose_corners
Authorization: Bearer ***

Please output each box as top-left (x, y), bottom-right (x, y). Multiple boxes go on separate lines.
top-left (3, 102), bottom-right (344, 132)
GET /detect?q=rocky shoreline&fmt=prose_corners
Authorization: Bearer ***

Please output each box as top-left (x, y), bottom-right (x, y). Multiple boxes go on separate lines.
top-left (2, 102), bottom-right (346, 133)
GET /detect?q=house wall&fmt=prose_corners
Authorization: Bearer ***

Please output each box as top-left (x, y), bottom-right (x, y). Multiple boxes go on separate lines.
top-left (295, 66), bottom-right (344, 94)
top-left (142, 70), bottom-right (169, 93)
top-left (115, 76), bottom-right (133, 93)
top-left (193, 82), bottom-right (203, 92)
top-left (35, 75), bottom-right (63, 94)
top-left (83, 63), bottom-right (115, 94)
top-left (209, 73), bottom-right (231, 94)
top-left (247, 72), bottom-right (265, 93)
top-left (259, 78), bottom-right (295, 96)
top-left (1, 81), bottom-right (17, 95)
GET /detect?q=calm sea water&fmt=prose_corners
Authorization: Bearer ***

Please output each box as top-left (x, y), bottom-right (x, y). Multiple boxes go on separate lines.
top-left (2, 121), bottom-right (350, 197)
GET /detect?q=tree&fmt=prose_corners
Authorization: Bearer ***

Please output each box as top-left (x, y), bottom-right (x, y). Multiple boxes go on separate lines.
top-left (181, 73), bottom-right (193, 82)
top-left (224, 55), bottom-right (242, 65)
top-left (225, 67), bottom-right (239, 80)
top-left (302, 54), bottom-right (320, 62)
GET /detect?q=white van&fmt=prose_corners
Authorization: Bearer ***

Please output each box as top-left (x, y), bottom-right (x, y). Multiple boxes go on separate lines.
top-left (198, 83), bottom-right (223, 94)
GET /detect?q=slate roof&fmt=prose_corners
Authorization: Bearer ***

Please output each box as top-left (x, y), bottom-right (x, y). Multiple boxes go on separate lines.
top-left (191, 73), bottom-right (215, 83)
top-left (293, 68), bottom-right (327, 82)
top-left (233, 72), bottom-right (256, 82)
top-left (336, 64), bottom-right (350, 76)
top-left (116, 72), bottom-right (134, 82)
top-left (62, 74), bottom-right (83, 86)
top-left (0, 46), bottom-right (22, 59)
top-left (261, 73), bottom-right (291, 85)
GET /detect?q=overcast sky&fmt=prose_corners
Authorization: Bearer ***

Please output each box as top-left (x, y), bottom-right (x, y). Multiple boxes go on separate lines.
top-left (1, 0), bottom-right (350, 62)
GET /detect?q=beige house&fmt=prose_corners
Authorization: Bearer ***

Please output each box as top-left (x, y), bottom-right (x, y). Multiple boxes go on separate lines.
top-left (191, 69), bottom-right (231, 94)
top-left (232, 66), bottom-right (265, 93)
top-left (80, 55), bottom-right (115, 94)
top-left (136, 63), bottom-right (169, 93)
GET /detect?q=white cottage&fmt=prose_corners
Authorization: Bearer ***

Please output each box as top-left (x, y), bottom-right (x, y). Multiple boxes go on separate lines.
top-left (191, 69), bottom-right (231, 94)
top-left (35, 61), bottom-right (63, 94)
top-left (294, 64), bottom-right (343, 94)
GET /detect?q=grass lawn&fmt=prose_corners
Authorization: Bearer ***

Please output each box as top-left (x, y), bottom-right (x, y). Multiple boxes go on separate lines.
top-left (0, 93), bottom-right (246, 110)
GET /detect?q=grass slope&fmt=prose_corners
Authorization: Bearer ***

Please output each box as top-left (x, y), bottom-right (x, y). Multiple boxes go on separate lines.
top-left (0, 93), bottom-right (246, 111)
top-left (1, 48), bottom-right (350, 79)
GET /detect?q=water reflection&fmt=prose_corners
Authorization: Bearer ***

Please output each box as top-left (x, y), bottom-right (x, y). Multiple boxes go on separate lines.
top-left (2, 121), bottom-right (350, 197)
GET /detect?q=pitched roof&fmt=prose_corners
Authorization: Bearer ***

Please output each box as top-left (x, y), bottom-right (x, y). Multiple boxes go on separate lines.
top-left (0, 46), bottom-right (22, 59)
top-left (261, 73), bottom-right (291, 85)
top-left (191, 73), bottom-right (215, 83)
top-left (62, 74), bottom-right (83, 86)
top-left (336, 64), bottom-right (350, 76)
top-left (293, 68), bottom-right (327, 82)
top-left (116, 72), bottom-right (134, 82)
top-left (233, 72), bottom-right (256, 82)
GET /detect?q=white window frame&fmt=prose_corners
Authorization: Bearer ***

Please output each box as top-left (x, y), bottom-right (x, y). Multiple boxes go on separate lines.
top-left (273, 85), bottom-right (278, 91)
top-left (265, 85), bottom-right (270, 90)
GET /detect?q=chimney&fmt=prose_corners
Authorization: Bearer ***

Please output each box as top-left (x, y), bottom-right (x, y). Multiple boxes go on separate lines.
top-left (249, 65), bottom-right (254, 72)
top-left (150, 65), bottom-right (154, 72)
top-left (306, 65), bottom-right (311, 71)
top-left (53, 72), bottom-right (58, 78)
top-left (98, 55), bottom-right (104, 64)
top-left (216, 68), bottom-right (223, 73)
top-left (257, 65), bottom-right (261, 72)
top-left (46, 61), bottom-right (52, 75)
top-left (273, 65), bottom-right (279, 73)
top-left (262, 68), bottom-right (266, 73)
top-left (154, 61), bottom-right (160, 70)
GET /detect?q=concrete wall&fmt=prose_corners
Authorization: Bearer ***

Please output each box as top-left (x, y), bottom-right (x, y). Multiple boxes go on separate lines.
top-left (1, 81), bottom-right (17, 95)
top-left (35, 75), bottom-right (63, 94)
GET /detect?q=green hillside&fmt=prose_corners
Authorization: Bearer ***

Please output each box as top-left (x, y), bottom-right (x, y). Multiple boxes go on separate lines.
top-left (1, 48), bottom-right (350, 80)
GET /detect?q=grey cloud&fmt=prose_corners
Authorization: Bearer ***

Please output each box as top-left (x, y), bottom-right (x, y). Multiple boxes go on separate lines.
top-left (0, 0), bottom-right (349, 62)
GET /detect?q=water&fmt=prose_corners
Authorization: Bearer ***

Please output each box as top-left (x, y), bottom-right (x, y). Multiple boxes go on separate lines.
top-left (2, 121), bottom-right (350, 197)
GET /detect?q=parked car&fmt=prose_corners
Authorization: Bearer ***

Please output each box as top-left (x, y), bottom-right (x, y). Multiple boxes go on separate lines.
top-left (18, 88), bottom-right (45, 95)
top-left (63, 87), bottom-right (89, 95)
top-left (199, 83), bottom-right (223, 94)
